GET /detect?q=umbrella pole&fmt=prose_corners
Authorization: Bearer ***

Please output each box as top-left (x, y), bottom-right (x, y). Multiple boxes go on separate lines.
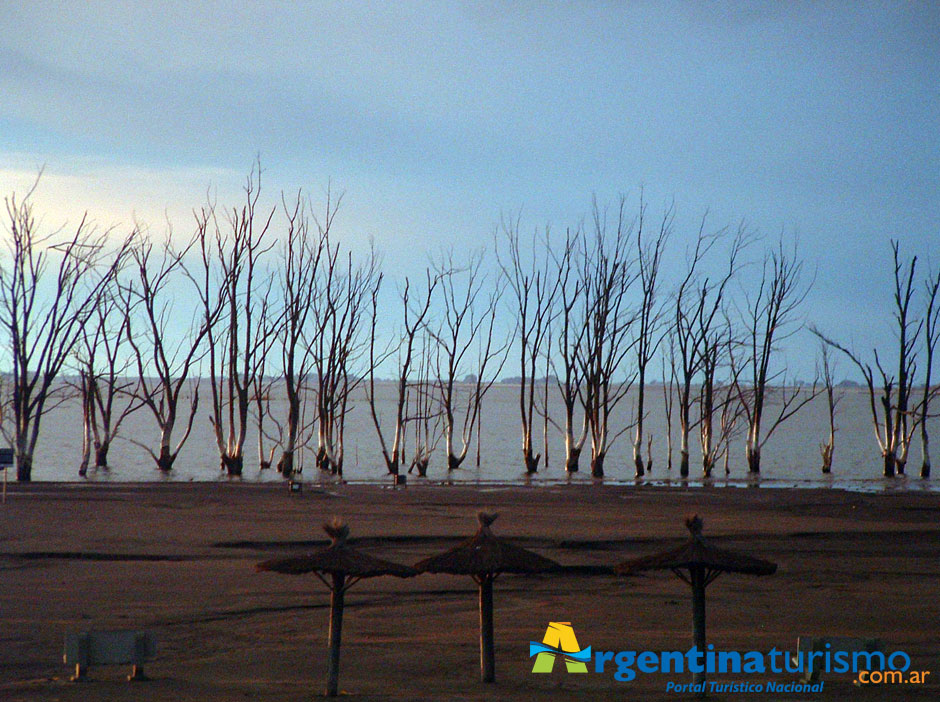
top-left (326, 573), bottom-right (345, 697)
top-left (690, 566), bottom-right (707, 696)
top-left (479, 574), bottom-right (495, 683)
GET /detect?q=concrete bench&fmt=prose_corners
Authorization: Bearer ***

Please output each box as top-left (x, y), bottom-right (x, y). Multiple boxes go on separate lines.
top-left (794, 636), bottom-right (884, 682)
top-left (64, 630), bottom-right (157, 681)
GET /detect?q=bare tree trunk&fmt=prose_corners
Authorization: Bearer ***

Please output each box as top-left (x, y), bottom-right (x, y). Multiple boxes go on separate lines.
top-left (923, 433), bottom-right (932, 479)
top-left (746, 441), bottom-right (760, 474)
top-left (633, 378), bottom-right (646, 478)
top-left (368, 272), bottom-right (435, 477)
top-left (193, 165), bottom-right (275, 476)
top-left (581, 198), bottom-right (639, 479)
top-left (551, 228), bottom-right (588, 474)
top-left (662, 349), bottom-right (676, 472)
top-left (679, 386), bottom-right (691, 478)
top-left (542, 349), bottom-right (550, 469)
top-left (76, 295), bottom-right (139, 473)
top-left (699, 344), bottom-right (718, 478)
top-left (671, 218), bottom-right (746, 481)
top-left (496, 217), bottom-right (558, 475)
top-left (814, 241), bottom-right (922, 480)
top-left (310, 221), bottom-right (380, 477)
top-left (79, 371), bottom-right (92, 477)
top-left (735, 239), bottom-right (817, 475)
top-left (818, 342), bottom-right (840, 474)
top-left (431, 252), bottom-right (506, 472)
top-left (124, 234), bottom-right (209, 474)
top-left (273, 192), bottom-right (325, 479)
top-left (632, 199), bottom-right (671, 478)
top-left (919, 268), bottom-right (939, 478)
top-left (564, 414), bottom-right (586, 473)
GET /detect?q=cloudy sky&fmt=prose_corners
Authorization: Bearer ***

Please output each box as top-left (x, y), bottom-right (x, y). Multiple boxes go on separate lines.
top-left (2, 1), bottom-right (938, 378)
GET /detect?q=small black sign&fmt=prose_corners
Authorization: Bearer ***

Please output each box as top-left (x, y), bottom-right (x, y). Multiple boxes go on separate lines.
top-left (0, 448), bottom-right (13, 467)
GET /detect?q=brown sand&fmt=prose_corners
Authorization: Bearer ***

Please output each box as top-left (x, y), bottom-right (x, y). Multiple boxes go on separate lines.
top-left (1, 482), bottom-right (938, 701)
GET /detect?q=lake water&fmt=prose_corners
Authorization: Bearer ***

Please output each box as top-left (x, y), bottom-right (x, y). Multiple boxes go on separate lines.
top-left (16, 381), bottom-right (940, 492)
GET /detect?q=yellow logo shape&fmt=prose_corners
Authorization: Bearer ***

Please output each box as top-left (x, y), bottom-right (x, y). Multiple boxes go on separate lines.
top-left (530, 622), bottom-right (589, 673)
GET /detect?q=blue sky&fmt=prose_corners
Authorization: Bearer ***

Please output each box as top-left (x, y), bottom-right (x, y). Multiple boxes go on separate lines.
top-left (2, 1), bottom-right (939, 380)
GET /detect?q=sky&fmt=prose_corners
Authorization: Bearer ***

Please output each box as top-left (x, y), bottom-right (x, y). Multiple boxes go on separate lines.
top-left (2, 0), bottom-right (939, 381)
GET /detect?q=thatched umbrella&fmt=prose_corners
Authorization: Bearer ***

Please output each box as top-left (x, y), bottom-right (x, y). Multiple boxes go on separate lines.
top-left (414, 512), bottom-right (559, 683)
top-left (615, 515), bottom-right (776, 694)
top-left (257, 519), bottom-right (417, 697)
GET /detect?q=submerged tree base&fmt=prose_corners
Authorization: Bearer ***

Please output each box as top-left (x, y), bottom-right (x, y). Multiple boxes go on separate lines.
top-left (276, 451), bottom-right (294, 477)
top-left (746, 447), bottom-right (761, 474)
top-left (591, 453), bottom-right (605, 478)
top-left (679, 451), bottom-right (690, 478)
top-left (634, 454), bottom-right (645, 478)
top-left (702, 457), bottom-right (715, 479)
top-left (316, 449), bottom-right (343, 477)
top-left (883, 452), bottom-right (896, 478)
top-left (565, 448), bottom-right (581, 473)
top-left (221, 454), bottom-right (243, 476)
top-left (523, 450), bottom-right (540, 474)
top-left (94, 445), bottom-right (110, 469)
top-left (820, 443), bottom-right (833, 474)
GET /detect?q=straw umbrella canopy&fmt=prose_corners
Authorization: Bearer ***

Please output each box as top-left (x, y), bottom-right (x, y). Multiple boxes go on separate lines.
top-left (615, 516), bottom-right (776, 694)
top-left (257, 519), bottom-right (417, 697)
top-left (414, 512), bottom-right (559, 683)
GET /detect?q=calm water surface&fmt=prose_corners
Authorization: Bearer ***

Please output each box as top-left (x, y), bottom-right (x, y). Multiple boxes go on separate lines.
top-left (21, 382), bottom-right (940, 492)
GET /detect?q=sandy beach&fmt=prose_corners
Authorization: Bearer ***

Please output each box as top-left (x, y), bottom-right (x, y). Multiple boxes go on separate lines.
top-left (1, 482), bottom-right (938, 701)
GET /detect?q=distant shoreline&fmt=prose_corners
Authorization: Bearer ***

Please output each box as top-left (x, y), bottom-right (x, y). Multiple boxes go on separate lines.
top-left (4, 476), bottom-right (939, 495)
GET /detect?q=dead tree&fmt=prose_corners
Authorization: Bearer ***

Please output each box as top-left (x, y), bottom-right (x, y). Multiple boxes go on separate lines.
top-left (813, 333), bottom-right (895, 478)
top-left (661, 336), bottom-right (677, 472)
top-left (716, 378), bottom-right (747, 475)
top-left (497, 217), bottom-right (559, 474)
top-left (579, 199), bottom-right (639, 478)
top-left (273, 191), bottom-right (324, 477)
top-left (697, 329), bottom-right (720, 477)
top-left (368, 270), bottom-right (437, 476)
top-left (815, 242), bottom-right (921, 477)
top-left (817, 341), bottom-right (842, 474)
top-left (671, 217), bottom-right (743, 477)
top-left (887, 242), bottom-right (921, 475)
top-left (549, 228), bottom-right (589, 473)
top-left (123, 232), bottom-right (216, 472)
top-left (0, 179), bottom-right (124, 481)
top-left (193, 166), bottom-right (275, 475)
top-left (75, 287), bottom-right (140, 473)
top-left (920, 267), bottom-right (940, 478)
top-left (312, 237), bottom-right (380, 477)
top-left (698, 321), bottom-right (741, 478)
top-left (735, 238), bottom-right (817, 474)
top-left (408, 331), bottom-right (442, 476)
top-left (540, 330), bottom-right (551, 469)
top-left (632, 198), bottom-right (672, 477)
top-left (250, 277), bottom-right (280, 471)
top-left (432, 251), bottom-right (507, 471)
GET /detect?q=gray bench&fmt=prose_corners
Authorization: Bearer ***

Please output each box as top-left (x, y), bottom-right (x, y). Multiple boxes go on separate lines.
top-left (64, 630), bottom-right (157, 681)
top-left (794, 636), bottom-right (883, 682)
